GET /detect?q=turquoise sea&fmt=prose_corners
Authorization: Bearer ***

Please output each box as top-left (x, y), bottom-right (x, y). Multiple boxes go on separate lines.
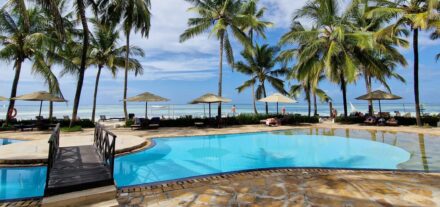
top-left (0, 102), bottom-right (439, 120)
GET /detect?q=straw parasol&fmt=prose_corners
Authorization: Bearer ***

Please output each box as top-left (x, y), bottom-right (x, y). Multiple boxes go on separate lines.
top-left (190, 93), bottom-right (231, 118)
top-left (0, 96), bottom-right (8, 101)
top-left (124, 92), bottom-right (169, 119)
top-left (258, 93), bottom-right (297, 114)
top-left (355, 90), bottom-right (402, 114)
top-left (12, 91), bottom-right (67, 117)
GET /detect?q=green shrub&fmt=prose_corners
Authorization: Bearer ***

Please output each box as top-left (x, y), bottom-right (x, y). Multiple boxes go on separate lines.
top-left (335, 116), bottom-right (440, 127)
top-left (61, 125), bottom-right (82, 132)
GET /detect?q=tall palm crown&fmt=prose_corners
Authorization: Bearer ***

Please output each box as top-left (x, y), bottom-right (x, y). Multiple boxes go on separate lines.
top-left (102, 0), bottom-right (151, 121)
top-left (368, 0), bottom-right (440, 126)
top-left (280, 0), bottom-right (380, 117)
top-left (0, 6), bottom-right (50, 123)
top-left (180, 0), bottom-right (251, 118)
top-left (347, 0), bottom-right (408, 115)
top-left (88, 19), bottom-right (144, 122)
top-left (235, 44), bottom-right (287, 114)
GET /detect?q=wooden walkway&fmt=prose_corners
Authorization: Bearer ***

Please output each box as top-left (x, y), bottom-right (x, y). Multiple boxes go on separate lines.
top-left (44, 124), bottom-right (117, 196)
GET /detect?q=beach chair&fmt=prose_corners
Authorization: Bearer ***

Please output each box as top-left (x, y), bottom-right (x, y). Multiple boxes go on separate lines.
top-left (148, 117), bottom-right (160, 129)
top-left (265, 118), bottom-right (281, 127)
top-left (386, 118), bottom-right (399, 126)
top-left (131, 118), bottom-right (144, 130)
top-left (364, 117), bottom-right (377, 125)
top-left (99, 115), bottom-right (107, 122)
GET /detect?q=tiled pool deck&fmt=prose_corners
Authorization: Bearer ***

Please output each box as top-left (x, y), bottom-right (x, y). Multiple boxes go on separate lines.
top-left (117, 169), bottom-right (440, 207)
top-left (1, 123), bottom-right (440, 206)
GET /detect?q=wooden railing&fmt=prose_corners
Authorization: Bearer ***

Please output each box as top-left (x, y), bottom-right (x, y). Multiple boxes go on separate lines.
top-left (94, 124), bottom-right (117, 176)
top-left (46, 123), bottom-right (60, 190)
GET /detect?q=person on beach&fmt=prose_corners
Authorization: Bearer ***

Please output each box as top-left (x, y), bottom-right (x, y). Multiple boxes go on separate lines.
top-left (231, 105), bottom-right (236, 116)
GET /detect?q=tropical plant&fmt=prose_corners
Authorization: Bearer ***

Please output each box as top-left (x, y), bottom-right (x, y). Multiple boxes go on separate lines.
top-left (240, 0), bottom-right (273, 114)
top-left (0, 6), bottom-right (50, 124)
top-left (102, 0), bottom-right (151, 121)
top-left (280, 0), bottom-right (387, 117)
top-left (180, 0), bottom-right (251, 118)
top-left (347, 0), bottom-right (408, 115)
top-left (235, 44), bottom-right (288, 114)
top-left (88, 19), bottom-right (144, 122)
top-left (368, 0), bottom-right (440, 126)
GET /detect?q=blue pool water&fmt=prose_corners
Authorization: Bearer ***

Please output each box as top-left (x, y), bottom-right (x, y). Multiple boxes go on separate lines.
top-left (0, 138), bottom-right (23, 146)
top-left (0, 131), bottom-right (412, 201)
top-left (114, 132), bottom-right (410, 187)
top-left (0, 167), bottom-right (46, 201)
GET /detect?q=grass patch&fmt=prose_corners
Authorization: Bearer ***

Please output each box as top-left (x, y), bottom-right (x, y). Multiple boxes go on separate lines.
top-left (61, 125), bottom-right (83, 132)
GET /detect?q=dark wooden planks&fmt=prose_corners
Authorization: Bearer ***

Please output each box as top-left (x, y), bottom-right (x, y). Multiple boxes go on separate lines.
top-left (45, 145), bottom-right (114, 196)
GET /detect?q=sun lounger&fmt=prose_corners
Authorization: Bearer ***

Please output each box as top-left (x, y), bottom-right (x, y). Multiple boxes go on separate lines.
top-left (100, 115), bottom-right (107, 122)
top-left (148, 117), bottom-right (160, 129)
top-left (194, 122), bottom-right (204, 128)
top-left (131, 118), bottom-right (144, 130)
top-left (386, 118), bottom-right (399, 126)
top-left (364, 117), bottom-right (377, 125)
top-left (265, 118), bottom-right (281, 127)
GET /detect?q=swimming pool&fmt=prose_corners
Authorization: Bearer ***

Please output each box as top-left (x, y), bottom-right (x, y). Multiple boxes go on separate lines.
top-left (0, 138), bottom-right (23, 146)
top-left (0, 129), bottom-right (429, 201)
top-left (114, 131), bottom-right (410, 187)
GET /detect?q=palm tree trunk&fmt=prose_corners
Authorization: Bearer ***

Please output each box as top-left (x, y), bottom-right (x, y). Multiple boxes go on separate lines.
top-left (413, 28), bottom-right (422, 127)
top-left (5, 59), bottom-right (23, 124)
top-left (262, 84), bottom-right (268, 114)
top-left (70, 0), bottom-right (89, 127)
top-left (49, 85), bottom-right (53, 120)
top-left (313, 91), bottom-right (318, 116)
top-left (307, 90), bottom-right (311, 117)
top-left (123, 31), bottom-right (131, 121)
top-left (91, 65), bottom-right (103, 123)
top-left (217, 32), bottom-right (224, 119)
top-left (340, 73), bottom-right (348, 117)
top-left (364, 72), bottom-right (373, 115)
top-left (252, 83), bottom-right (258, 114)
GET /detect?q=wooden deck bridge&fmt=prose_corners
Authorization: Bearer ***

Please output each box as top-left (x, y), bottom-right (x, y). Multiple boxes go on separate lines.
top-left (44, 124), bottom-right (117, 196)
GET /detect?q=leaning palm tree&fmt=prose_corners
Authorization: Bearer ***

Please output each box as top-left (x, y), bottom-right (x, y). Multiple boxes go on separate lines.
top-left (180, 0), bottom-right (251, 118)
top-left (235, 44), bottom-right (288, 115)
top-left (0, 7), bottom-right (49, 124)
top-left (368, 0), bottom-right (440, 126)
top-left (88, 19), bottom-right (144, 122)
top-left (240, 0), bottom-right (273, 114)
top-left (102, 0), bottom-right (151, 121)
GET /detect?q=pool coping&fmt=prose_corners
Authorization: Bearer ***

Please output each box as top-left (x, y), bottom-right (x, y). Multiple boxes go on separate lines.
top-left (117, 167), bottom-right (440, 194)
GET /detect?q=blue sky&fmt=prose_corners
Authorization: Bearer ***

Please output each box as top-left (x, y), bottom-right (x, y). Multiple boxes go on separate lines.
top-left (0, 0), bottom-right (439, 106)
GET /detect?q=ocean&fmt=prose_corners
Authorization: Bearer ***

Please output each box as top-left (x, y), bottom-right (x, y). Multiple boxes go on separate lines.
top-left (1, 102), bottom-right (439, 120)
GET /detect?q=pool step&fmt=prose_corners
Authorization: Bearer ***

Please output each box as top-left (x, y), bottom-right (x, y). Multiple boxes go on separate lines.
top-left (85, 199), bottom-right (120, 207)
top-left (42, 185), bottom-right (116, 207)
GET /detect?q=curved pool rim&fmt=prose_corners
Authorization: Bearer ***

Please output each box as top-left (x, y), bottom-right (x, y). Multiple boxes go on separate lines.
top-left (114, 131), bottom-right (417, 189)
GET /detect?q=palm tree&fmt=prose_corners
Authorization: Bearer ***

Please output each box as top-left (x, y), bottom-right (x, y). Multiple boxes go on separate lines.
top-left (235, 44), bottom-right (287, 114)
top-left (180, 0), bottom-right (251, 119)
top-left (0, 6), bottom-right (49, 124)
top-left (240, 0), bottom-right (273, 114)
top-left (347, 0), bottom-right (408, 115)
top-left (102, 0), bottom-right (151, 121)
top-left (88, 19), bottom-right (144, 122)
top-left (368, 0), bottom-right (440, 126)
top-left (280, 0), bottom-right (380, 117)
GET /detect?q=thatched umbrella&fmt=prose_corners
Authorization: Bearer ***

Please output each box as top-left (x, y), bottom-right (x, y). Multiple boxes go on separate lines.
top-left (0, 96), bottom-right (8, 101)
top-left (190, 93), bottom-right (231, 118)
top-left (258, 93), bottom-right (297, 114)
top-left (355, 90), bottom-right (402, 114)
top-left (12, 91), bottom-right (67, 117)
top-left (124, 92), bottom-right (169, 118)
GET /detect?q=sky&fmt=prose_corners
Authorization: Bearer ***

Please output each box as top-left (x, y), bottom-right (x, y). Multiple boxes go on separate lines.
top-left (0, 0), bottom-right (439, 107)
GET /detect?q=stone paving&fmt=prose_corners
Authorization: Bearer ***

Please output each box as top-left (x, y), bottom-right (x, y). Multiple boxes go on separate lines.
top-left (117, 169), bottom-right (440, 207)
